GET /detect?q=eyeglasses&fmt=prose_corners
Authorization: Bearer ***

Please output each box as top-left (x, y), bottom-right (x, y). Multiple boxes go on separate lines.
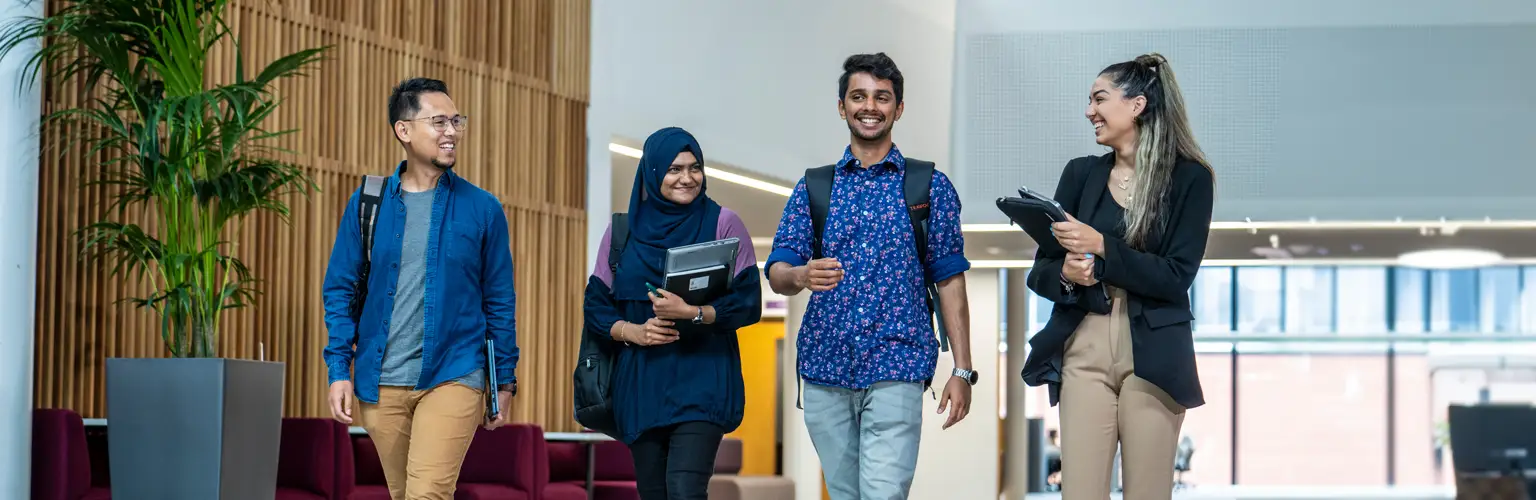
top-left (406, 114), bottom-right (468, 132)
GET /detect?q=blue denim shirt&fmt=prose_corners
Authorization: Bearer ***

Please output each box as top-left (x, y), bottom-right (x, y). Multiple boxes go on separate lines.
top-left (322, 162), bottom-right (519, 404)
top-left (765, 145), bottom-right (970, 389)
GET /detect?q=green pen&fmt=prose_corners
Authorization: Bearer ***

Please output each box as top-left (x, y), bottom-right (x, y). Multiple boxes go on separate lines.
top-left (644, 282), bottom-right (664, 298)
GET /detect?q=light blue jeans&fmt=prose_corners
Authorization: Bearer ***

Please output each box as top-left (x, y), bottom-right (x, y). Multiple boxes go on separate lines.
top-left (803, 380), bottom-right (924, 500)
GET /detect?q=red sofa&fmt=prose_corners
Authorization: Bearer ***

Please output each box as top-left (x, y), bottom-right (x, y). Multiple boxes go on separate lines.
top-left (348, 435), bottom-right (391, 500)
top-left (276, 418), bottom-right (355, 500)
top-left (31, 409), bottom-right (111, 500)
top-left (547, 440), bottom-right (639, 500)
top-left (455, 424), bottom-right (549, 500)
top-left (33, 408), bottom-right (590, 500)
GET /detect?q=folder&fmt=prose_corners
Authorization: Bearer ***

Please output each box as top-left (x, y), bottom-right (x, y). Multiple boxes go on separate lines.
top-left (995, 186), bottom-right (1070, 256)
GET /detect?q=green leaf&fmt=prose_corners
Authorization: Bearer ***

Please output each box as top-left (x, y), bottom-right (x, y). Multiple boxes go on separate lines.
top-left (2, 0), bottom-right (328, 357)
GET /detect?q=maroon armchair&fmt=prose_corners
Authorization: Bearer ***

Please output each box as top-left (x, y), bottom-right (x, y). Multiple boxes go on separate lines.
top-left (454, 423), bottom-right (548, 500)
top-left (707, 438), bottom-right (794, 500)
top-left (542, 442), bottom-right (586, 500)
top-left (349, 435), bottom-right (391, 500)
top-left (276, 418), bottom-right (354, 500)
top-left (31, 408), bottom-right (110, 500)
top-left (547, 440), bottom-right (638, 500)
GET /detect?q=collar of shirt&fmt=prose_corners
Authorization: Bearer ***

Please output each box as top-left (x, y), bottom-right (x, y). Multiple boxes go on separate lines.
top-left (835, 144), bottom-right (907, 174)
top-left (387, 159), bottom-right (458, 197)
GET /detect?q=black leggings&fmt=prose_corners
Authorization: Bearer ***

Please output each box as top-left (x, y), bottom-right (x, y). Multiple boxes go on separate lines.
top-left (629, 421), bottom-right (725, 500)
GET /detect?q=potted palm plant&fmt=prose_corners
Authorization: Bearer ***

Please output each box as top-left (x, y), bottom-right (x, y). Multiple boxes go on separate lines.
top-left (1, 0), bottom-right (326, 497)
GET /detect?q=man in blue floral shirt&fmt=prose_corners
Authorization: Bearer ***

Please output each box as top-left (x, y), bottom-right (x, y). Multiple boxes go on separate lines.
top-left (765, 52), bottom-right (975, 500)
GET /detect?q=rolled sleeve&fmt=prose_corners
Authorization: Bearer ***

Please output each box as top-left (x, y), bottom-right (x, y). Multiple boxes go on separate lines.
top-left (929, 253), bottom-right (971, 283)
top-left (924, 171), bottom-right (970, 283)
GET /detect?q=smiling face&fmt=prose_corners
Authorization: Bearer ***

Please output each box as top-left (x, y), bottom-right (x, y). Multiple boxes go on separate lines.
top-left (660, 151), bottom-right (703, 204)
top-left (838, 72), bottom-right (903, 143)
top-left (1085, 75), bottom-right (1145, 151)
top-left (394, 91), bottom-right (463, 169)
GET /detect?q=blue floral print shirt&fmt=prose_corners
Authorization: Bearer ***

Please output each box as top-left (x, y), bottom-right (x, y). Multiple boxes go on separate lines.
top-left (765, 145), bottom-right (970, 389)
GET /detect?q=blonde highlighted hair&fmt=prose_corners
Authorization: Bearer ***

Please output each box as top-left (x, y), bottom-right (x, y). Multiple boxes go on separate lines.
top-left (1098, 53), bottom-right (1212, 250)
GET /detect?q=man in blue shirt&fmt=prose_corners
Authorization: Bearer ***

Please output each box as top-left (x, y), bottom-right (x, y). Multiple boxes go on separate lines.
top-left (321, 77), bottom-right (519, 500)
top-left (765, 53), bottom-right (976, 499)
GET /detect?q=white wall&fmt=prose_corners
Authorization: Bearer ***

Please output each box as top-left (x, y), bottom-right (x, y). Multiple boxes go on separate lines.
top-left (951, 0), bottom-right (1536, 223)
top-left (588, 0), bottom-right (956, 185)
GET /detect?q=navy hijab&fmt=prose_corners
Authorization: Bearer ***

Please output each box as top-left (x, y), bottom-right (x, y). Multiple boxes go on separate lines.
top-left (613, 127), bottom-right (722, 301)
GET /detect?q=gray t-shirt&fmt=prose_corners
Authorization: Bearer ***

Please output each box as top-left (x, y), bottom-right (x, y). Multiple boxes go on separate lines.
top-left (380, 189), bottom-right (483, 390)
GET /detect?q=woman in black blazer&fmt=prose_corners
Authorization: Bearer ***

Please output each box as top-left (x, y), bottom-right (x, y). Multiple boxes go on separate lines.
top-left (1019, 53), bottom-right (1214, 499)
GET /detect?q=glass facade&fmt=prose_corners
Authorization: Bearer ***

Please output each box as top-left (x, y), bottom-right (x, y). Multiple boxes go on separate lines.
top-left (1016, 264), bottom-right (1536, 487)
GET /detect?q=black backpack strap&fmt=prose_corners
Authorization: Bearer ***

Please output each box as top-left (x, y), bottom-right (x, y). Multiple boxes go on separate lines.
top-left (608, 213), bottom-right (629, 275)
top-left (348, 175), bottom-right (387, 319)
top-left (358, 175), bottom-right (386, 261)
top-left (804, 165), bottom-right (836, 260)
top-left (904, 160), bottom-right (935, 271)
top-left (902, 159), bottom-right (949, 353)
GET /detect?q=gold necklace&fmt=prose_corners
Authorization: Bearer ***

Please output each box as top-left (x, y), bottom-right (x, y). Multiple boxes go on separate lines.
top-left (1115, 170), bottom-right (1133, 201)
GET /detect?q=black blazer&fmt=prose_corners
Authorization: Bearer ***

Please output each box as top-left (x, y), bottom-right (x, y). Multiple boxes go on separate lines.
top-left (1018, 152), bottom-right (1214, 410)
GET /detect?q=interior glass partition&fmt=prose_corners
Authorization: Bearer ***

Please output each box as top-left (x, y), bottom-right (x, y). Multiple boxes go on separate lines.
top-left (1015, 264), bottom-right (1536, 487)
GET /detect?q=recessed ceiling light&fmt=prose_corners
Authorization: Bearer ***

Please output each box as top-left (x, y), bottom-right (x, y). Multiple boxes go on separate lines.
top-left (1397, 248), bottom-right (1504, 269)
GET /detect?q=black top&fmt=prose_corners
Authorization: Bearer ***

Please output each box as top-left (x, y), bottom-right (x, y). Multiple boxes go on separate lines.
top-left (1019, 152), bottom-right (1215, 410)
top-left (1088, 185), bottom-right (1127, 240)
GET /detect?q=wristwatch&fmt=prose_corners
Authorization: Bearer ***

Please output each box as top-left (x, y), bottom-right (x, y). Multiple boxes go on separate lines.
top-left (692, 307), bottom-right (705, 324)
top-left (498, 381), bottom-right (517, 396)
top-left (953, 367), bottom-right (979, 386)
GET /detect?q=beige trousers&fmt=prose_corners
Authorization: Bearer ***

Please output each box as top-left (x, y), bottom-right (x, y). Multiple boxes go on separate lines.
top-left (359, 382), bottom-right (484, 500)
top-left (1059, 286), bottom-right (1185, 500)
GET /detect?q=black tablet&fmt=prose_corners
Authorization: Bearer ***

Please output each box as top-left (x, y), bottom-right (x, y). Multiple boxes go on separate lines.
top-left (995, 196), bottom-right (1068, 256)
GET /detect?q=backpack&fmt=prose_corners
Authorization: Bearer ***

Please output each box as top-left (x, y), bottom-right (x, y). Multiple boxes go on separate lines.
top-left (346, 175), bottom-right (388, 320)
top-left (804, 159), bottom-right (950, 352)
top-left (572, 213), bottom-right (629, 436)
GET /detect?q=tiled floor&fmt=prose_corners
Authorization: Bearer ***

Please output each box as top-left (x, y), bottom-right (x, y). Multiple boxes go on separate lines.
top-left (1020, 485), bottom-right (1456, 500)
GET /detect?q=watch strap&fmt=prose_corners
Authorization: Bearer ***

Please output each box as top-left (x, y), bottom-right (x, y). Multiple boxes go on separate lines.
top-left (952, 367), bottom-right (978, 385)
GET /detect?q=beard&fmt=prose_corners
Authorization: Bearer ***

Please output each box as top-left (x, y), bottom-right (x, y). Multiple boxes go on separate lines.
top-left (431, 157), bottom-right (455, 170)
top-left (847, 119), bottom-right (891, 142)
top-left (845, 110), bottom-right (892, 142)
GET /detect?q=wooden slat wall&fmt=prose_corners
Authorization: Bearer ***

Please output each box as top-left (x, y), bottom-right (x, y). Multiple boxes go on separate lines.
top-left (32, 0), bottom-right (590, 432)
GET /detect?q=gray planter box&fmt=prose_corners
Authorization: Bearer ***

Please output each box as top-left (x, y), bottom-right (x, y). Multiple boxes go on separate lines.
top-left (105, 357), bottom-right (285, 500)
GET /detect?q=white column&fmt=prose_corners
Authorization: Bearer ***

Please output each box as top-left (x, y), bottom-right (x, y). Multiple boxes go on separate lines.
top-left (1003, 269), bottom-right (1033, 499)
top-left (780, 293), bottom-right (820, 500)
top-left (585, 0), bottom-right (615, 261)
top-left (911, 269), bottom-right (1001, 500)
top-left (0, 0), bottom-right (42, 497)
top-left (584, 123), bottom-right (612, 261)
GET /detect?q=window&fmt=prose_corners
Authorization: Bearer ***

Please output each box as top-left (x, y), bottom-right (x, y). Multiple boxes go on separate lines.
top-left (1284, 267), bottom-right (1334, 333)
top-left (1394, 268), bottom-right (1427, 333)
top-left (1194, 267), bottom-right (1234, 333)
top-left (1430, 270), bottom-right (1479, 332)
top-left (1336, 267), bottom-right (1388, 334)
top-left (1479, 267), bottom-right (1521, 333)
top-left (1237, 267), bottom-right (1282, 333)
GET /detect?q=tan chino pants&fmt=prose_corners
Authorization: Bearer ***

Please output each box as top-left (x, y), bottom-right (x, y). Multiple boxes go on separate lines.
top-left (359, 381), bottom-right (484, 500)
top-left (1059, 286), bottom-right (1186, 500)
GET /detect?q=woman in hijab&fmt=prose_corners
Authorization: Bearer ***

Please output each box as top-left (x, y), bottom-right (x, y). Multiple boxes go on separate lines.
top-left (582, 126), bottom-right (762, 499)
